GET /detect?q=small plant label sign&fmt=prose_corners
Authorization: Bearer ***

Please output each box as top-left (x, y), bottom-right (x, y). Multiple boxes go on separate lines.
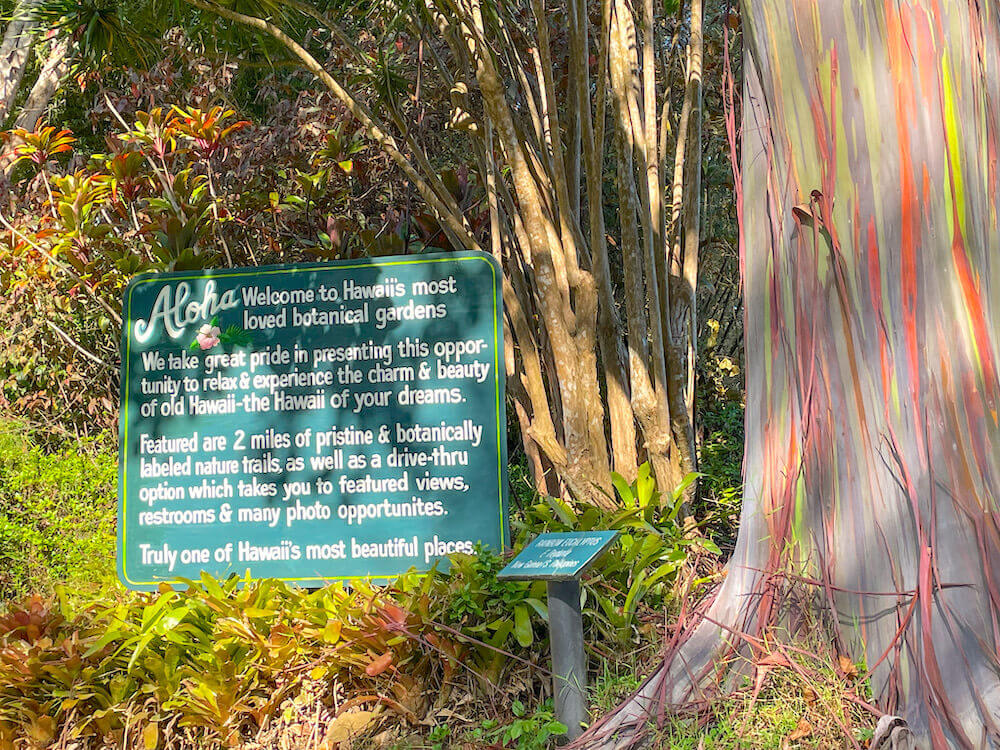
top-left (498, 530), bottom-right (619, 740)
top-left (118, 251), bottom-right (507, 589)
top-left (497, 531), bottom-right (619, 582)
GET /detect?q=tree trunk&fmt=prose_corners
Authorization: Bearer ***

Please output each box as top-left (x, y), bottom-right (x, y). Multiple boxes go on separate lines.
top-left (0, 4), bottom-right (37, 125)
top-left (680, 0), bottom-right (702, 434)
top-left (184, 0), bottom-right (702, 507)
top-left (13, 37), bottom-right (70, 131)
top-left (578, 1), bottom-right (1000, 748)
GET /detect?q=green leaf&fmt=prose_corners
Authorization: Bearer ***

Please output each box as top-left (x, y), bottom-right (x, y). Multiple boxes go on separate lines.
top-left (154, 606), bottom-right (190, 634)
top-left (610, 472), bottom-right (634, 505)
top-left (546, 496), bottom-right (577, 526)
top-left (670, 472), bottom-right (702, 507)
top-left (198, 571), bottom-right (227, 600)
top-left (243, 607), bottom-right (276, 618)
top-left (699, 538), bottom-right (722, 555)
top-left (220, 326), bottom-right (252, 347)
top-left (513, 604), bottom-right (533, 647)
top-left (127, 632), bottom-right (157, 672)
top-left (623, 570), bottom-right (648, 617)
top-left (523, 597), bottom-right (548, 619)
top-left (646, 561), bottom-right (680, 586)
top-left (635, 463), bottom-right (658, 507)
top-left (488, 619), bottom-right (514, 647)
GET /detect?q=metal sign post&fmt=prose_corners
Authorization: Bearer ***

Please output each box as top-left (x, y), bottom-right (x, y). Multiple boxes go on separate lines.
top-left (498, 531), bottom-right (619, 741)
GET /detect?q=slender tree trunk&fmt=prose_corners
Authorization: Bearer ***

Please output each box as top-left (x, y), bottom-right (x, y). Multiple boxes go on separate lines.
top-left (0, 4), bottom-right (37, 125)
top-left (681, 0), bottom-right (702, 431)
top-left (14, 37), bottom-right (69, 130)
top-left (579, 2), bottom-right (1000, 748)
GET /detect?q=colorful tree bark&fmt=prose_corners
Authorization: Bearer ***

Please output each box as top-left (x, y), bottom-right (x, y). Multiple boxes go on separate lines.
top-left (580, 2), bottom-right (1000, 747)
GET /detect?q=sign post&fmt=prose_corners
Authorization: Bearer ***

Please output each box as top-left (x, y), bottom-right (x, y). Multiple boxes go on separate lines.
top-left (497, 531), bottom-right (619, 741)
top-left (117, 251), bottom-right (507, 588)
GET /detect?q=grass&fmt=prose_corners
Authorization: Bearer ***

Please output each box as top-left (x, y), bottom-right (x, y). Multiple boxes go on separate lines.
top-left (338, 642), bottom-right (877, 750)
top-left (591, 658), bottom-right (645, 715)
top-left (647, 639), bottom-right (877, 749)
top-left (0, 419), bottom-right (117, 600)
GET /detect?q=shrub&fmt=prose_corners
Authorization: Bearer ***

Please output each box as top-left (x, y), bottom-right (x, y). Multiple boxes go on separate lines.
top-left (0, 444), bottom-right (712, 747)
top-left (515, 464), bottom-right (720, 645)
top-left (0, 571), bottom-right (555, 749)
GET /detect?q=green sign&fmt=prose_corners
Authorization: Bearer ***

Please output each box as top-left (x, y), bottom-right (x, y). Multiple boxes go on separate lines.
top-left (118, 251), bottom-right (507, 590)
top-left (497, 531), bottom-right (619, 581)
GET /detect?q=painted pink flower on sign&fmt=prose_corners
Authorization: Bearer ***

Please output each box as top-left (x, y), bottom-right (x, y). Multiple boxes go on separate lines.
top-left (188, 316), bottom-right (251, 352)
top-left (196, 324), bottom-right (221, 350)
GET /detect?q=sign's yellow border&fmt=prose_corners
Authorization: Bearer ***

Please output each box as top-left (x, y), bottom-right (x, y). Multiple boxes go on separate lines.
top-left (119, 253), bottom-right (506, 587)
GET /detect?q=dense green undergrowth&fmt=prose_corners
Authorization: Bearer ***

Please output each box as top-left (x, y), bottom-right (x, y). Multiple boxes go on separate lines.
top-left (698, 398), bottom-right (745, 550)
top-left (0, 419), bottom-right (726, 749)
top-left (0, 422), bottom-right (116, 600)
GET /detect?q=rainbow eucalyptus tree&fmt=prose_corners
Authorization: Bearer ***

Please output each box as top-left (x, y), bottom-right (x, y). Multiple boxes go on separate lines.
top-left (579, 1), bottom-right (1000, 748)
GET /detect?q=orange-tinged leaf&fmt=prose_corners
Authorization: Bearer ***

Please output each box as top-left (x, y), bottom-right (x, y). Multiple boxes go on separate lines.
top-left (786, 717), bottom-right (812, 742)
top-left (838, 655), bottom-right (859, 679)
top-left (26, 716), bottom-right (55, 745)
top-left (758, 652), bottom-right (792, 668)
top-left (365, 651), bottom-right (393, 676)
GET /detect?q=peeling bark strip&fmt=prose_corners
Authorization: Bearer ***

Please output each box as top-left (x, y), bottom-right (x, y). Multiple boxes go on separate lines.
top-left (578, 1), bottom-right (1000, 748)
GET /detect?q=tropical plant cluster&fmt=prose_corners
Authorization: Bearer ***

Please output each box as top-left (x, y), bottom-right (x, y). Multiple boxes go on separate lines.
top-left (0, 418), bottom-right (719, 749)
top-left (1, 33), bottom-right (455, 434)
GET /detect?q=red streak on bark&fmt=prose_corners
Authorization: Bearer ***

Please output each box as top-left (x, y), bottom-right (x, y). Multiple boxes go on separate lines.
top-left (886, 0), bottom-right (922, 439)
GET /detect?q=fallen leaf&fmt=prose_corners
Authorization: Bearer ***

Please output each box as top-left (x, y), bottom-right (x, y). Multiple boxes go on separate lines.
top-left (323, 710), bottom-right (376, 744)
top-left (787, 717), bottom-right (813, 742)
top-left (839, 655), bottom-right (860, 680)
top-left (802, 686), bottom-right (818, 704)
